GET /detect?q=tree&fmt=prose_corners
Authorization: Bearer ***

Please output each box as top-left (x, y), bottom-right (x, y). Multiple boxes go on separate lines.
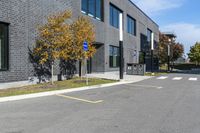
top-left (32, 10), bottom-right (73, 84)
top-left (158, 33), bottom-right (169, 65)
top-left (158, 33), bottom-right (184, 67)
top-left (188, 42), bottom-right (200, 65)
top-left (31, 10), bottom-right (96, 83)
top-left (71, 16), bottom-right (96, 60)
top-left (171, 42), bottom-right (184, 62)
top-left (71, 16), bottom-right (96, 76)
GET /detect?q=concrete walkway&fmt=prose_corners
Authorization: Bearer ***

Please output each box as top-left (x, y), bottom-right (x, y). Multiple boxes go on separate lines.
top-left (0, 72), bottom-right (151, 90)
top-left (88, 72), bottom-right (151, 82)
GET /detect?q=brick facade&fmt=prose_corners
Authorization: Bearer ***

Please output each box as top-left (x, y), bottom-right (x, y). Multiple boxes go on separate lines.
top-left (0, 0), bottom-right (159, 83)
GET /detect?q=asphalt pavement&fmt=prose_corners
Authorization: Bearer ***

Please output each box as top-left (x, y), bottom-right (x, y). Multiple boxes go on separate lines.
top-left (0, 73), bottom-right (200, 133)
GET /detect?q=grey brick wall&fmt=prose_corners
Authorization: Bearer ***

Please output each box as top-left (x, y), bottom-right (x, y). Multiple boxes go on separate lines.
top-left (0, 0), bottom-right (72, 83)
top-left (0, 0), bottom-right (159, 83)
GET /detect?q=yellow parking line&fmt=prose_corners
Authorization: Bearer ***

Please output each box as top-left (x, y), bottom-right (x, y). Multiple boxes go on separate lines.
top-left (56, 94), bottom-right (103, 104)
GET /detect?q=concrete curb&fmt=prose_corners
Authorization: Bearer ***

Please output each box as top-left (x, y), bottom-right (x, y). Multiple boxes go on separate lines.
top-left (0, 81), bottom-right (136, 103)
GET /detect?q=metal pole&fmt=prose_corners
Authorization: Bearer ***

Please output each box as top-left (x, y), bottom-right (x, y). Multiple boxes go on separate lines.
top-left (51, 61), bottom-right (54, 85)
top-left (151, 33), bottom-right (154, 73)
top-left (119, 13), bottom-right (123, 80)
top-left (168, 44), bottom-right (170, 72)
top-left (119, 41), bottom-right (124, 79)
top-left (151, 50), bottom-right (153, 73)
top-left (79, 60), bottom-right (82, 77)
top-left (86, 59), bottom-right (88, 85)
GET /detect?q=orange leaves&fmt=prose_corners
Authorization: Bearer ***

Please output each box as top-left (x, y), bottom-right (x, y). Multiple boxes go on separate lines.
top-left (71, 16), bottom-right (96, 60)
top-left (33, 10), bottom-right (96, 64)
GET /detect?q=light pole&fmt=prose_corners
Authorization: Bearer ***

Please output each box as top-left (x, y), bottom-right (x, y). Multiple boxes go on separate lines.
top-left (119, 13), bottom-right (124, 80)
top-left (151, 32), bottom-right (154, 73)
top-left (168, 38), bottom-right (171, 72)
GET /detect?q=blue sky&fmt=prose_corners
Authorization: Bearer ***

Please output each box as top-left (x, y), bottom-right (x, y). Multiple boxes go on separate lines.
top-left (132, 0), bottom-right (200, 54)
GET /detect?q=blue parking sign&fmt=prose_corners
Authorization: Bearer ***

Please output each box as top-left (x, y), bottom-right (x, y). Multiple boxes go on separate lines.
top-left (83, 41), bottom-right (88, 51)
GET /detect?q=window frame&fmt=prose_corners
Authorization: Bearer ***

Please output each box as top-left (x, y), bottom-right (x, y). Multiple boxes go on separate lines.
top-left (127, 15), bottom-right (136, 36)
top-left (109, 45), bottom-right (120, 68)
top-left (147, 28), bottom-right (152, 46)
top-left (81, 0), bottom-right (104, 21)
top-left (0, 22), bottom-right (9, 71)
top-left (109, 3), bottom-right (123, 29)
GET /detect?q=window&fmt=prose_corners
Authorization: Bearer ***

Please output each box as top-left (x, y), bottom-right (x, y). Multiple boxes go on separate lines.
top-left (96, 0), bottom-right (102, 20)
top-left (147, 28), bottom-right (152, 46)
top-left (110, 4), bottom-right (122, 28)
top-left (81, 0), bottom-right (103, 21)
top-left (140, 33), bottom-right (148, 52)
top-left (81, 0), bottom-right (87, 13)
top-left (127, 15), bottom-right (136, 36)
top-left (88, 0), bottom-right (95, 17)
top-left (0, 23), bottom-right (9, 71)
top-left (109, 46), bottom-right (119, 68)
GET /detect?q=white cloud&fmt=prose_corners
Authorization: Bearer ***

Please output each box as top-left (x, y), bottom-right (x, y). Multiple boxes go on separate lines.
top-left (161, 23), bottom-right (200, 54)
top-left (131, 0), bottom-right (183, 16)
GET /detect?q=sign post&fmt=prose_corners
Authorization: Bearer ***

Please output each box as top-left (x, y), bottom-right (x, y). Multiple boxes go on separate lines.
top-left (83, 41), bottom-right (89, 85)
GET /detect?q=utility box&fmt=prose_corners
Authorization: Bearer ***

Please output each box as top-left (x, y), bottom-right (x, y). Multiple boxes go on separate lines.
top-left (126, 63), bottom-right (146, 75)
top-left (137, 64), bottom-right (146, 76)
top-left (127, 64), bottom-right (133, 75)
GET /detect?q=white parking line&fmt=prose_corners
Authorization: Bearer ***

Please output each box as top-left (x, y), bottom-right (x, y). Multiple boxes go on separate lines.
top-left (157, 76), bottom-right (168, 80)
top-left (189, 78), bottom-right (198, 81)
top-left (172, 77), bottom-right (183, 80)
top-left (125, 84), bottom-right (163, 89)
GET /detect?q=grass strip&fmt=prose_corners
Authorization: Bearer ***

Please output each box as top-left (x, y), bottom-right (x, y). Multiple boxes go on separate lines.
top-left (0, 78), bottom-right (117, 98)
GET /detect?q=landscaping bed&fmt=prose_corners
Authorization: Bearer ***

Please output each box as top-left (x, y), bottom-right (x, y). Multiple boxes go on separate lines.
top-left (0, 78), bottom-right (117, 98)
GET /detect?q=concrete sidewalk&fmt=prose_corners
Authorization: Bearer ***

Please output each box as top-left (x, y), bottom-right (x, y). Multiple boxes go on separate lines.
top-left (0, 72), bottom-right (152, 103)
top-left (88, 72), bottom-right (151, 82)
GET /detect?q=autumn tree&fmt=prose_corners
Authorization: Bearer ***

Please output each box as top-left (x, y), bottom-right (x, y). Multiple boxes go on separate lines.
top-left (71, 16), bottom-right (96, 60)
top-left (158, 33), bottom-right (184, 66)
top-left (171, 42), bottom-right (184, 62)
top-left (70, 16), bottom-right (96, 76)
top-left (32, 10), bottom-right (73, 84)
top-left (188, 42), bottom-right (200, 65)
top-left (158, 33), bottom-right (169, 65)
top-left (31, 10), bottom-right (96, 83)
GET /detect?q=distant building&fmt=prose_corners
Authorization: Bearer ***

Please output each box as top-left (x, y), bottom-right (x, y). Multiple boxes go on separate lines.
top-left (162, 32), bottom-right (177, 41)
top-left (174, 57), bottom-right (186, 64)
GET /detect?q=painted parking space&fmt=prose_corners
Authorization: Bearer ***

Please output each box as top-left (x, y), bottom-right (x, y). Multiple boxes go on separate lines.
top-left (56, 94), bottom-right (104, 104)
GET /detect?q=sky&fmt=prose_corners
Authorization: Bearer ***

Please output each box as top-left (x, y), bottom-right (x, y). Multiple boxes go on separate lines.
top-left (131, 0), bottom-right (200, 55)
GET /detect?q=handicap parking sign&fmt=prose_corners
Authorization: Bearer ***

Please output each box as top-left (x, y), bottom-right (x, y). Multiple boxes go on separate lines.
top-left (83, 41), bottom-right (88, 51)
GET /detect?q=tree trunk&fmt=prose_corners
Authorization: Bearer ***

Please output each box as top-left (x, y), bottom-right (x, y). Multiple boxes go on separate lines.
top-left (51, 62), bottom-right (54, 85)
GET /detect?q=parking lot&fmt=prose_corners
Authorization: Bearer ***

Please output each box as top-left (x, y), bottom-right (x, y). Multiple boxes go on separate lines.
top-left (0, 73), bottom-right (200, 133)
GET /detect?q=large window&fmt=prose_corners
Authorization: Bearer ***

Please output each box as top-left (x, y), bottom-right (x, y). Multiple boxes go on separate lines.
top-left (127, 15), bottom-right (136, 36)
top-left (81, 0), bottom-right (103, 21)
top-left (147, 28), bottom-right (152, 46)
top-left (0, 23), bottom-right (9, 71)
top-left (109, 45), bottom-right (119, 68)
top-left (110, 4), bottom-right (122, 28)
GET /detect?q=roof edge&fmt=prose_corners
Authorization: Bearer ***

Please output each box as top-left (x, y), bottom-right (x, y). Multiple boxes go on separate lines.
top-left (128, 0), bottom-right (159, 28)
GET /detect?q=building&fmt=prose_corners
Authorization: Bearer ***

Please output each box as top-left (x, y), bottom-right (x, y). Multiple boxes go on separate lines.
top-left (162, 32), bottom-right (177, 41)
top-left (0, 0), bottom-right (159, 83)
